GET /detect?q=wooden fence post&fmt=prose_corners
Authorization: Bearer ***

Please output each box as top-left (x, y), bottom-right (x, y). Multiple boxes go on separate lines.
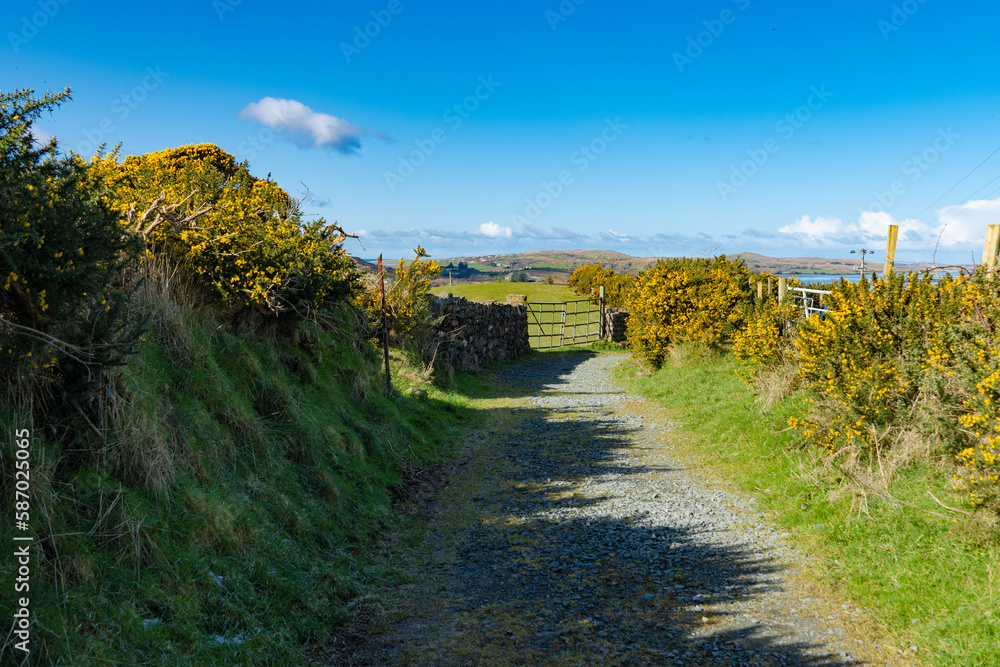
top-left (378, 255), bottom-right (391, 396)
top-left (985, 225), bottom-right (1000, 273)
top-left (756, 281), bottom-right (763, 300)
top-left (599, 285), bottom-right (606, 340)
top-left (885, 224), bottom-right (899, 276)
top-left (777, 276), bottom-right (787, 304)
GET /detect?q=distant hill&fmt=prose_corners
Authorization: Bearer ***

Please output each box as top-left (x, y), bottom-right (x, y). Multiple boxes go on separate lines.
top-left (433, 249), bottom-right (661, 285)
top-left (734, 252), bottom-right (882, 275)
top-left (422, 249), bottom-right (947, 286)
top-left (351, 256), bottom-right (396, 276)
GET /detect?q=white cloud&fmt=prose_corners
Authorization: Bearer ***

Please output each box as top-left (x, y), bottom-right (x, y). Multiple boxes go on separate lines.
top-left (778, 211), bottom-right (935, 249)
top-left (778, 214), bottom-right (850, 240)
top-left (932, 198), bottom-right (1000, 245)
top-left (238, 97), bottom-right (381, 154)
top-left (31, 127), bottom-right (53, 148)
top-left (477, 221), bottom-right (512, 239)
top-left (523, 225), bottom-right (585, 240)
top-left (600, 229), bottom-right (631, 243)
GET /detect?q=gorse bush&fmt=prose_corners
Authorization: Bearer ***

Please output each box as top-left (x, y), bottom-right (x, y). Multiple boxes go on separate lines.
top-left (787, 273), bottom-right (965, 456)
top-left (568, 263), bottom-right (634, 307)
top-left (89, 143), bottom-right (361, 319)
top-left (0, 88), bottom-right (144, 413)
top-left (626, 256), bottom-right (753, 368)
top-left (357, 246), bottom-right (441, 350)
top-left (732, 296), bottom-right (802, 383)
top-left (749, 269), bottom-right (1000, 510)
top-left (568, 264), bottom-right (605, 297)
top-left (944, 273), bottom-right (1000, 506)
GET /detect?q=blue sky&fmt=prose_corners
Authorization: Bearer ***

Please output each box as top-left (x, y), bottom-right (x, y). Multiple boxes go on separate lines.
top-left (7, 0), bottom-right (1000, 263)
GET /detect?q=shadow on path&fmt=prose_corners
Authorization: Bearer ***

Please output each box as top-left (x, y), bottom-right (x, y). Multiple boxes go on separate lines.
top-left (333, 352), bottom-right (857, 666)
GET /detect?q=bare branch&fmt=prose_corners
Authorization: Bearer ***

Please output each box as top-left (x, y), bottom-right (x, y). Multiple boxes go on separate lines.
top-left (127, 190), bottom-right (213, 240)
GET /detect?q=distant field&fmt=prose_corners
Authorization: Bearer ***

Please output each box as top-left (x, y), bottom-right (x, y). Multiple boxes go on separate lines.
top-left (431, 283), bottom-right (600, 347)
top-left (431, 283), bottom-right (577, 303)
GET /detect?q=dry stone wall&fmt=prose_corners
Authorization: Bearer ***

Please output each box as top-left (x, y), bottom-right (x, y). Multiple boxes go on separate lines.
top-left (604, 308), bottom-right (629, 343)
top-left (428, 294), bottom-right (529, 370)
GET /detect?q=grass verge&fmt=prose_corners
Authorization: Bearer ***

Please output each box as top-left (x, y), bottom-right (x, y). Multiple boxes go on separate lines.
top-left (617, 349), bottom-right (1000, 666)
top-left (0, 308), bottom-right (495, 665)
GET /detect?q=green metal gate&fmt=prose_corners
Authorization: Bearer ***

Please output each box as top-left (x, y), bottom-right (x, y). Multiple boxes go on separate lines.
top-left (527, 298), bottom-right (604, 349)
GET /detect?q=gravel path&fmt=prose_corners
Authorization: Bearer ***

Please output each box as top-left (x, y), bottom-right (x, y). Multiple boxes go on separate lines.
top-left (329, 353), bottom-right (909, 666)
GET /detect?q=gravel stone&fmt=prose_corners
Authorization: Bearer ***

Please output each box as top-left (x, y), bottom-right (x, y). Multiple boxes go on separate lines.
top-left (330, 354), bottom-right (906, 666)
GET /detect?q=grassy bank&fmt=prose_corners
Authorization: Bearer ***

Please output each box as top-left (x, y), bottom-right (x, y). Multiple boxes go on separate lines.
top-left (618, 350), bottom-right (1000, 665)
top-left (0, 307), bottom-right (493, 664)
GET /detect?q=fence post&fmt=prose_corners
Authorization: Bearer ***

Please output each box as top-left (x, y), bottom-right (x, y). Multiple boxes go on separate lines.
top-left (885, 224), bottom-right (899, 276)
top-left (985, 225), bottom-right (1000, 273)
top-left (777, 276), bottom-right (787, 304)
top-left (599, 285), bottom-right (606, 340)
top-left (378, 255), bottom-right (391, 396)
top-left (756, 281), bottom-right (763, 301)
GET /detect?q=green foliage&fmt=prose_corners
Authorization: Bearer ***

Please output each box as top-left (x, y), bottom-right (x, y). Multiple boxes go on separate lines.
top-left (358, 246), bottom-right (441, 350)
top-left (568, 264), bottom-right (605, 296)
top-left (0, 87), bottom-right (144, 411)
top-left (625, 256), bottom-right (753, 368)
top-left (509, 271), bottom-right (529, 283)
top-left (621, 352), bottom-right (1000, 667)
top-left (0, 305), bottom-right (486, 664)
top-left (90, 143), bottom-right (361, 320)
top-left (568, 264), bottom-right (634, 307)
top-left (732, 296), bottom-right (802, 382)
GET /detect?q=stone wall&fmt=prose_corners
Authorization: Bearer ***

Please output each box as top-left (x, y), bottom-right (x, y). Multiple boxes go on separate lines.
top-left (428, 294), bottom-right (530, 370)
top-left (604, 308), bottom-right (629, 343)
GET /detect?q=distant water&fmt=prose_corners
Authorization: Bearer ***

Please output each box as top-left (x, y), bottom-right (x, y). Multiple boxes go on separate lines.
top-left (779, 273), bottom-right (863, 284)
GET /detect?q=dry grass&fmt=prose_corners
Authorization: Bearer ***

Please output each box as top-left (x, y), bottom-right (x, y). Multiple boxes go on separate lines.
top-left (749, 362), bottom-right (800, 412)
top-left (101, 366), bottom-right (176, 493)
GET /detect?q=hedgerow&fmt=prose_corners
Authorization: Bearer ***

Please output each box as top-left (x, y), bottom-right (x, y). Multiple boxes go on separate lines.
top-left (732, 296), bottom-right (802, 383)
top-left (568, 264), bottom-right (634, 307)
top-left (625, 256), bottom-right (753, 368)
top-left (727, 269), bottom-right (1000, 511)
top-left (0, 88), bottom-right (144, 414)
top-left (89, 143), bottom-right (361, 320)
top-left (356, 246), bottom-right (441, 351)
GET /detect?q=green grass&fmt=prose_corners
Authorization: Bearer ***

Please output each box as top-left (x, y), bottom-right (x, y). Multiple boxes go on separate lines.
top-left (431, 283), bottom-right (603, 348)
top-left (431, 282), bottom-right (577, 303)
top-left (617, 349), bottom-right (1000, 665)
top-left (0, 310), bottom-right (494, 664)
